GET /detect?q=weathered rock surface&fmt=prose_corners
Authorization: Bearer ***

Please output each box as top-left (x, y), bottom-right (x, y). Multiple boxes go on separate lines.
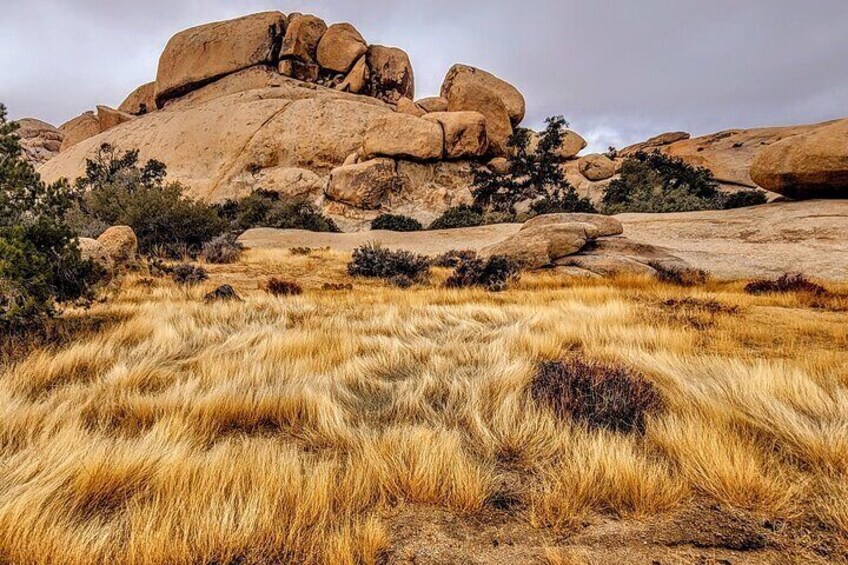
top-left (60, 112), bottom-right (101, 152)
top-left (317, 23), bottom-right (367, 73)
top-left (78, 237), bottom-right (114, 278)
top-left (119, 82), bottom-right (156, 115)
top-left (525, 129), bottom-right (588, 159)
top-left (96, 106), bottom-right (135, 132)
top-left (446, 81), bottom-right (512, 157)
top-left (336, 56), bottom-right (368, 94)
top-left (154, 11), bottom-right (287, 107)
top-left (555, 238), bottom-right (694, 278)
top-left (621, 131), bottom-right (690, 157)
top-left (281, 14), bottom-right (327, 63)
top-left (579, 154), bottom-right (616, 181)
top-left (14, 118), bottom-right (63, 166)
top-left (522, 213), bottom-right (623, 237)
top-left (366, 46), bottom-right (414, 104)
top-left (362, 113), bottom-right (443, 161)
top-left (424, 111), bottom-right (489, 159)
top-left (326, 158), bottom-right (397, 209)
top-left (441, 64), bottom-right (525, 125)
top-left (480, 222), bottom-right (599, 269)
top-left (416, 97), bottom-right (449, 113)
top-left (396, 97), bottom-right (426, 118)
top-left (97, 226), bottom-right (138, 266)
top-left (750, 118), bottom-right (848, 199)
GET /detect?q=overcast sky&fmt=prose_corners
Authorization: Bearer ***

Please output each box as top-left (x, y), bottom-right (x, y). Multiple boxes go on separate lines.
top-left (3, 1), bottom-right (847, 151)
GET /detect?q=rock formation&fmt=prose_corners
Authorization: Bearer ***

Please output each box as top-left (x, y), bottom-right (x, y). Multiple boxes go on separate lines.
top-left (14, 118), bottom-right (63, 167)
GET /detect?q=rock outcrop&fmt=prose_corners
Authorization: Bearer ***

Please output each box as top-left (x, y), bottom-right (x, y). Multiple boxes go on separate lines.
top-left (118, 82), bottom-right (156, 115)
top-left (441, 64), bottom-right (525, 126)
top-left (620, 131), bottom-right (690, 157)
top-left (423, 112), bottom-right (488, 159)
top-left (14, 118), bottom-right (63, 166)
top-left (78, 238), bottom-right (114, 279)
top-left (362, 113), bottom-right (444, 161)
top-left (366, 46), bottom-right (415, 103)
top-left (326, 158), bottom-right (398, 209)
top-left (481, 222), bottom-right (599, 269)
top-left (97, 226), bottom-right (138, 267)
top-left (578, 154), bottom-right (616, 181)
top-left (750, 118), bottom-right (848, 199)
top-left (317, 23), bottom-right (367, 73)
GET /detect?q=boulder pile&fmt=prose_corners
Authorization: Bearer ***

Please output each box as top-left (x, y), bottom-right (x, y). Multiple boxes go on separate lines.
top-left (14, 118), bottom-right (63, 166)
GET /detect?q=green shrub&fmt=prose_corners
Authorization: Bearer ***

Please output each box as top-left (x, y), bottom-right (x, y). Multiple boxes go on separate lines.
top-left (216, 190), bottom-right (339, 233)
top-left (74, 144), bottom-right (226, 257)
top-left (531, 358), bottom-right (662, 434)
top-left (444, 254), bottom-right (521, 292)
top-left (371, 214), bottom-right (423, 232)
top-left (0, 104), bottom-right (102, 333)
top-left (529, 192), bottom-right (598, 216)
top-left (266, 277), bottom-right (303, 296)
top-left (722, 189), bottom-right (768, 209)
top-left (602, 151), bottom-right (722, 214)
top-left (202, 233), bottom-right (243, 264)
top-left (428, 205), bottom-right (484, 230)
top-left (347, 243), bottom-right (430, 282)
top-left (171, 263), bottom-right (208, 286)
top-left (473, 116), bottom-right (596, 215)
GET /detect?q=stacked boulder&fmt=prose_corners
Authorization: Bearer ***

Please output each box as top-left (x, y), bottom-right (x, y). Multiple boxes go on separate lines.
top-left (14, 118), bottom-right (63, 167)
top-left (481, 213), bottom-right (697, 278)
top-left (59, 106), bottom-right (135, 152)
top-left (78, 225), bottom-right (139, 280)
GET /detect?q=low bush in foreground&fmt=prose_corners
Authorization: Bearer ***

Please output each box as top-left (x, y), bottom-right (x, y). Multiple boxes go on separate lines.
top-left (266, 278), bottom-right (303, 296)
top-left (744, 273), bottom-right (828, 296)
top-left (171, 264), bottom-right (208, 286)
top-left (531, 358), bottom-right (663, 434)
top-left (201, 233), bottom-right (243, 264)
top-left (371, 214), bottom-right (422, 232)
top-left (347, 243), bottom-right (430, 282)
top-left (444, 254), bottom-right (521, 292)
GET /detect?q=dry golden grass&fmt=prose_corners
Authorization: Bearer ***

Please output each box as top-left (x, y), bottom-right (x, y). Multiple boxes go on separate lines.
top-left (1, 247), bottom-right (846, 564)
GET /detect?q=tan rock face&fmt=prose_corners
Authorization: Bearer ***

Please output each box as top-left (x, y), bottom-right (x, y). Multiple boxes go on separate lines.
top-left (326, 158), bottom-right (397, 209)
top-left (480, 222), bottom-right (597, 269)
top-left (336, 56), bottom-right (369, 94)
top-left (750, 119), bottom-right (848, 199)
top-left (446, 81), bottom-right (512, 157)
top-left (423, 111), bottom-right (488, 159)
top-left (416, 97), bottom-right (448, 113)
top-left (96, 106), bottom-right (135, 132)
top-left (252, 167), bottom-right (325, 203)
top-left (555, 238), bottom-right (695, 279)
top-left (118, 82), bottom-right (156, 115)
top-left (60, 112), bottom-right (101, 152)
top-left (522, 213), bottom-right (623, 237)
top-left (362, 113), bottom-right (443, 161)
top-left (396, 98), bottom-right (426, 118)
top-left (441, 64), bottom-right (525, 126)
top-left (281, 14), bottom-right (327, 63)
top-left (78, 238), bottom-right (114, 279)
top-left (96, 226), bottom-right (138, 266)
top-left (487, 157), bottom-right (511, 174)
top-left (366, 45), bottom-right (415, 104)
top-left (14, 118), bottom-right (63, 166)
top-left (578, 154), bottom-right (616, 181)
top-left (154, 11), bottom-right (287, 107)
top-left (279, 59), bottom-right (319, 82)
top-left (317, 23), bottom-right (367, 73)
top-left (620, 131), bottom-right (690, 157)
top-left (560, 130), bottom-right (588, 159)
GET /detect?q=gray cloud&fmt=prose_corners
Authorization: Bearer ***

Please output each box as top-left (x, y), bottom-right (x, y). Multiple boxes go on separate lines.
top-left (3, 0), bottom-right (847, 151)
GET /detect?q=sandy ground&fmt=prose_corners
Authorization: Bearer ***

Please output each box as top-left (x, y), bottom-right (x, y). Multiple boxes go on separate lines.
top-left (240, 200), bottom-right (848, 280)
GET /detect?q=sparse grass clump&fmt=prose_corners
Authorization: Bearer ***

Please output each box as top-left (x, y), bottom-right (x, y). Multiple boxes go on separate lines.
top-left (444, 254), bottom-right (521, 292)
top-left (649, 261), bottom-right (708, 287)
top-left (201, 233), bottom-right (243, 264)
top-left (370, 213), bottom-right (423, 232)
top-left (322, 282), bottom-right (353, 291)
top-left (171, 263), bottom-right (208, 286)
top-left (531, 358), bottom-right (663, 434)
top-left (745, 273), bottom-right (828, 296)
top-left (203, 285), bottom-right (241, 303)
top-left (265, 277), bottom-right (303, 296)
top-left (431, 249), bottom-right (478, 268)
top-left (347, 243), bottom-right (430, 282)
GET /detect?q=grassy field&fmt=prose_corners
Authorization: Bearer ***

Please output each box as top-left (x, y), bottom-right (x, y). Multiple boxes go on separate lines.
top-left (1, 248), bottom-right (847, 564)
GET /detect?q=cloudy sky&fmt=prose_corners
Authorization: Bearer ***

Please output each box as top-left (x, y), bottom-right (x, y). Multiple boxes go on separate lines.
top-left (3, 0), bottom-right (847, 151)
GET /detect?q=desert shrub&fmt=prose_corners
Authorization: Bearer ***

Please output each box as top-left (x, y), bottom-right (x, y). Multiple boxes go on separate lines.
top-left (201, 233), bottom-right (243, 264)
top-left (529, 192), bottom-right (597, 216)
top-left (203, 285), bottom-right (241, 303)
top-left (648, 261), bottom-right (708, 287)
top-left (431, 249), bottom-right (479, 268)
top-left (322, 282), bottom-right (353, 291)
top-left (73, 144), bottom-right (227, 258)
top-left (289, 247), bottom-right (314, 256)
top-left (216, 190), bottom-right (339, 233)
top-left (371, 214), bottom-right (423, 232)
top-left (0, 104), bottom-right (102, 332)
top-left (428, 205), bottom-right (485, 230)
top-left (266, 277), bottom-right (303, 296)
top-left (347, 243), bottom-right (430, 282)
top-left (389, 274), bottom-right (415, 288)
top-left (473, 116), bottom-right (596, 215)
top-left (722, 189), bottom-right (769, 209)
top-left (171, 263), bottom-right (208, 286)
top-left (744, 273), bottom-right (828, 296)
top-left (531, 358), bottom-right (662, 434)
top-left (444, 254), bottom-right (521, 292)
top-left (602, 151), bottom-right (722, 214)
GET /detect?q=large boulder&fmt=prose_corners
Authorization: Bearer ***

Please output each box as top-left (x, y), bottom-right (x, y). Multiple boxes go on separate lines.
top-left (446, 81), bottom-right (512, 157)
top-left (316, 23), bottom-right (367, 73)
top-left (480, 222), bottom-right (598, 269)
top-left (96, 106), bottom-right (135, 132)
top-left (578, 154), bottom-right (616, 181)
top-left (441, 64), bottom-right (525, 126)
top-left (154, 11), bottom-right (287, 107)
top-left (526, 129), bottom-right (588, 159)
top-left (555, 238), bottom-right (695, 279)
top-left (336, 56), bottom-right (369, 94)
top-left (118, 82), bottom-right (156, 115)
top-left (396, 98), bottom-right (426, 118)
top-left (620, 131), bottom-right (690, 157)
top-left (78, 238), bottom-right (114, 279)
top-left (416, 97), bottom-right (448, 113)
top-left (281, 14), bottom-right (327, 64)
top-left (423, 111), bottom-right (488, 159)
top-left (366, 45), bottom-right (415, 104)
top-left (522, 213), bottom-right (623, 237)
top-left (14, 118), bottom-right (63, 166)
top-left (362, 113), bottom-right (444, 161)
top-left (750, 119), bottom-right (848, 199)
top-left (326, 158), bottom-right (398, 209)
top-left (60, 112), bottom-right (101, 152)
top-left (97, 226), bottom-right (138, 266)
